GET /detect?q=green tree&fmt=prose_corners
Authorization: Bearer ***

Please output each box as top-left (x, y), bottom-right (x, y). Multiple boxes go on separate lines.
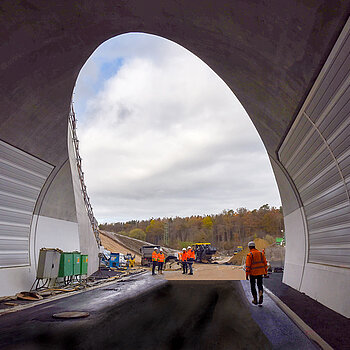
top-left (128, 228), bottom-right (146, 241)
top-left (202, 216), bottom-right (213, 230)
top-left (146, 219), bottom-right (164, 244)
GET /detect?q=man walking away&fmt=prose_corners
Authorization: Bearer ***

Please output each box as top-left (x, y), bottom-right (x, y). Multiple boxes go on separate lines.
top-left (152, 247), bottom-right (158, 275)
top-left (158, 248), bottom-right (165, 274)
top-left (186, 246), bottom-right (195, 275)
top-left (180, 248), bottom-right (187, 274)
top-left (245, 241), bottom-right (268, 305)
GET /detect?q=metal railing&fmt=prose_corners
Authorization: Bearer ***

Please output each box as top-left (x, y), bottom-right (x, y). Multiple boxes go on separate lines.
top-left (68, 105), bottom-right (101, 247)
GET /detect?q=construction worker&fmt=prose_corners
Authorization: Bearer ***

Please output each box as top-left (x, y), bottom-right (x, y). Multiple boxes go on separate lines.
top-left (186, 246), bottom-right (195, 275)
top-left (158, 248), bottom-right (165, 274)
top-left (245, 241), bottom-right (268, 305)
top-left (152, 247), bottom-right (158, 275)
top-left (180, 248), bottom-right (187, 274)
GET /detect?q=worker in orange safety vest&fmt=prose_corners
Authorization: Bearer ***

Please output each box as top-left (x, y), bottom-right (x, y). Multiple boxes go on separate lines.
top-left (152, 247), bottom-right (159, 275)
top-left (186, 246), bottom-right (195, 275)
top-left (245, 241), bottom-right (268, 305)
top-left (157, 248), bottom-right (165, 274)
top-left (180, 248), bottom-right (188, 274)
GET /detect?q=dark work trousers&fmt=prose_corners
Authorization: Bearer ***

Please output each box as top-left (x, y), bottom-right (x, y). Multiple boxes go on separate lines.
top-left (158, 262), bottom-right (164, 273)
top-left (187, 258), bottom-right (194, 274)
top-left (182, 262), bottom-right (187, 273)
top-left (249, 275), bottom-right (263, 300)
top-left (152, 261), bottom-right (158, 275)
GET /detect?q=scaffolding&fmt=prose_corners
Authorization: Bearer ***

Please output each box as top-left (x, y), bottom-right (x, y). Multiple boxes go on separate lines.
top-left (68, 105), bottom-right (101, 247)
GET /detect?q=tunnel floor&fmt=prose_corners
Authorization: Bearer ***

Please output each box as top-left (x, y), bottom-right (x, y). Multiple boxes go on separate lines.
top-left (0, 274), bottom-right (318, 350)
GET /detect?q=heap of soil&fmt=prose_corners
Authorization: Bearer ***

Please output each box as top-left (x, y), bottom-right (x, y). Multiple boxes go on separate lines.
top-left (228, 238), bottom-right (270, 265)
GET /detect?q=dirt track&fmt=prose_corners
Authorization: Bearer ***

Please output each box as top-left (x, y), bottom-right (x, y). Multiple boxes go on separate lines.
top-left (164, 263), bottom-right (245, 280)
top-left (100, 233), bottom-right (142, 263)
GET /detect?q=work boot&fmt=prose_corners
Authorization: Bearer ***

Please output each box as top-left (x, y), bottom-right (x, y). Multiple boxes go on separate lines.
top-left (252, 298), bottom-right (258, 305)
top-left (258, 290), bottom-right (263, 305)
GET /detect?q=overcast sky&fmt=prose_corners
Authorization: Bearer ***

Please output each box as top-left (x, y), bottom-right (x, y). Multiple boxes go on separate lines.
top-left (73, 33), bottom-right (281, 223)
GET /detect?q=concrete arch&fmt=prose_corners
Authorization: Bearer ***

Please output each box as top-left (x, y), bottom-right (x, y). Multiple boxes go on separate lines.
top-left (0, 1), bottom-right (350, 316)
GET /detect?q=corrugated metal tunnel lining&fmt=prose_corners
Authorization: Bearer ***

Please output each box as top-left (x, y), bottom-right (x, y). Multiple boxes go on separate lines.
top-left (279, 19), bottom-right (350, 268)
top-left (0, 140), bottom-right (53, 267)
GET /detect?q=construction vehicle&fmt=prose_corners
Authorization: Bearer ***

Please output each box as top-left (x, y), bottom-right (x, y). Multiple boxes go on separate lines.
top-left (140, 245), bottom-right (160, 266)
top-left (193, 243), bottom-right (217, 263)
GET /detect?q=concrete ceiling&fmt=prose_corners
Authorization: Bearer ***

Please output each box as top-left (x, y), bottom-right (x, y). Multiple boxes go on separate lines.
top-left (0, 0), bottom-right (349, 166)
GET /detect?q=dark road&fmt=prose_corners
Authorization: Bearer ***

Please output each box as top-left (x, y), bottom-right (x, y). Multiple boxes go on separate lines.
top-left (0, 273), bottom-right (318, 350)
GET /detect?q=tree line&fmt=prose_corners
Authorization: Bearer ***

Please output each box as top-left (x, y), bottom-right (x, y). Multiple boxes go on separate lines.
top-left (99, 204), bottom-right (284, 251)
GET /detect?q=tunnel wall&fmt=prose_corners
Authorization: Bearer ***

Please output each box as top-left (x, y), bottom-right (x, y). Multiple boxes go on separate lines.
top-left (275, 18), bottom-right (350, 317)
top-left (0, 0), bottom-right (349, 314)
top-left (0, 124), bottom-right (97, 296)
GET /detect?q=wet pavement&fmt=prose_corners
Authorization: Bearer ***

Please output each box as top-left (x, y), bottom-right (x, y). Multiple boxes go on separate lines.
top-left (241, 280), bottom-right (319, 349)
top-left (0, 272), bottom-right (329, 350)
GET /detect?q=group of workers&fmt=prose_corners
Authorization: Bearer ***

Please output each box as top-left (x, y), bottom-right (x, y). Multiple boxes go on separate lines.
top-left (150, 241), bottom-right (267, 306)
top-left (151, 247), bottom-right (165, 275)
top-left (178, 246), bottom-right (196, 275)
top-left (151, 246), bottom-right (196, 275)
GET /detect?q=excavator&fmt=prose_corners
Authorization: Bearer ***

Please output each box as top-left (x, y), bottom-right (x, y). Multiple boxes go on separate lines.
top-left (193, 243), bottom-right (217, 263)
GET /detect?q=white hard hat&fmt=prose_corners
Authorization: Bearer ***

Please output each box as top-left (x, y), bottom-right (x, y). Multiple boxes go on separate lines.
top-left (182, 248), bottom-right (186, 251)
top-left (248, 241), bottom-right (255, 247)
top-left (160, 248), bottom-right (163, 252)
top-left (154, 247), bottom-right (158, 250)
top-left (187, 246), bottom-right (191, 249)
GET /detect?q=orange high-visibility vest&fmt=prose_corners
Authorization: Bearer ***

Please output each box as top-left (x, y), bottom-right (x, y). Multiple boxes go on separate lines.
top-left (245, 248), bottom-right (267, 276)
top-left (152, 251), bottom-right (158, 262)
top-left (187, 249), bottom-right (195, 260)
top-left (181, 251), bottom-right (187, 262)
top-left (158, 253), bottom-right (165, 262)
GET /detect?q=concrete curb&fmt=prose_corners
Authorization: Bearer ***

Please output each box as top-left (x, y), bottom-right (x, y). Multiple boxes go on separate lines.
top-left (0, 270), bottom-right (148, 317)
top-left (264, 287), bottom-right (333, 350)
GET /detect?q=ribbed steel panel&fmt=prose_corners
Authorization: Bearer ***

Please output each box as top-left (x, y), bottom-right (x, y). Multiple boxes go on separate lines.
top-left (0, 253), bottom-right (28, 267)
top-left (0, 224), bottom-right (28, 238)
top-left (0, 140), bottom-right (53, 267)
top-left (278, 20), bottom-right (350, 268)
top-left (0, 238), bottom-right (29, 251)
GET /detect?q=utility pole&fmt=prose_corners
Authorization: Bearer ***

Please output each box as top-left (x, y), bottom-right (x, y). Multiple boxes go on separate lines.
top-left (164, 221), bottom-right (169, 246)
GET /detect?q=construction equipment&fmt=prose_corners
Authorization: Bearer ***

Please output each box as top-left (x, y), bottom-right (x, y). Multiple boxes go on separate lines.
top-left (193, 243), bottom-right (217, 263)
top-left (140, 245), bottom-right (160, 266)
top-left (125, 253), bottom-right (136, 268)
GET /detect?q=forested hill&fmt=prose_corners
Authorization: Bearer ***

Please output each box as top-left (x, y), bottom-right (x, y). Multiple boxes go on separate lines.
top-left (99, 204), bottom-right (284, 251)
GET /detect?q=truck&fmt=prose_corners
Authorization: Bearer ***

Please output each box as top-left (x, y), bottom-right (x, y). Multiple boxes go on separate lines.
top-left (140, 245), bottom-right (160, 266)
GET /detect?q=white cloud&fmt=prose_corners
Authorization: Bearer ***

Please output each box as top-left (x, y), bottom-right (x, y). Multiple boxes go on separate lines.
top-left (74, 33), bottom-right (281, 222)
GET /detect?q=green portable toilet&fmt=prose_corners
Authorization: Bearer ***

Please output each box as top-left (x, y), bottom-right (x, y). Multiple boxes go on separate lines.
top-left (81, 255), bottom-right (88, 275)
top-left (73, 252), bottom-right (81, 276)
top-left (58, 252), bottom-right (73, 277)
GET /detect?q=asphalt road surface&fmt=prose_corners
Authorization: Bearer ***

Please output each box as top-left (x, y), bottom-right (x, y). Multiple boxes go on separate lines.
top-left (0, 272), bottom-right (319, 350)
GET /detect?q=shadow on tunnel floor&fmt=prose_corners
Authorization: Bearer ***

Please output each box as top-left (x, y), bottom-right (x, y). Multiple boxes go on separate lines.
top-left (264, 273), bottom-right (350, 350)
top-left (3, 281), bottom-right (271, 350)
